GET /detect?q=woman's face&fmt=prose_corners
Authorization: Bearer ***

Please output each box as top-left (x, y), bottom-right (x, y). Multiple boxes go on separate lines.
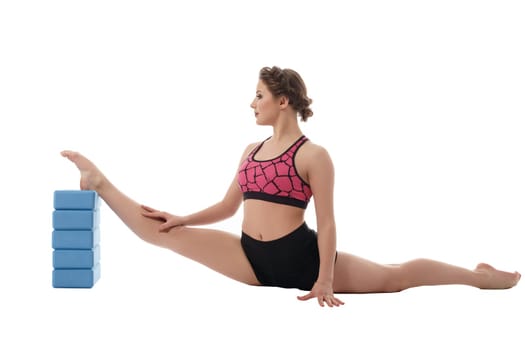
top-left (250, 80), bottom-right (281, 125)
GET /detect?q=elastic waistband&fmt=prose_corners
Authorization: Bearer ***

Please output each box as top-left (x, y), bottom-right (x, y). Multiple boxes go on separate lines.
top-left (241, 222), bottom-right (314, 247)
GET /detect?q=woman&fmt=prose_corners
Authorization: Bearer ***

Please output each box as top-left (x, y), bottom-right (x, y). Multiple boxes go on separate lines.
top-left (61, 66), bottom-right (520, 307)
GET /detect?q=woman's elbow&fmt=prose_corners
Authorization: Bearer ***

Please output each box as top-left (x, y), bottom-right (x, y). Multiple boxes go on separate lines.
top-left (221, 199), bottom-right (241, 218)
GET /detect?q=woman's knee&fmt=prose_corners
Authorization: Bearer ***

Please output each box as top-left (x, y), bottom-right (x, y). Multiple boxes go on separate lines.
top-left (383, 266), bottom-right (407, 293)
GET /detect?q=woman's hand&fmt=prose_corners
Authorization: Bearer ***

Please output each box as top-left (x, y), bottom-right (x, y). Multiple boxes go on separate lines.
top-left (141, 205), bottom-right (185, 232)
top-left (297, 281), bottom-right (345, 307)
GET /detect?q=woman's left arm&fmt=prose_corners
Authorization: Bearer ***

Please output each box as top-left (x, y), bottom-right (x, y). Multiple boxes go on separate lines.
top-left (296, 145), bottom-right (344, 307)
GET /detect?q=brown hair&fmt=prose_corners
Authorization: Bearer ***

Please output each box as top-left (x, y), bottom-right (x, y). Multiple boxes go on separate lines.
top-left (259, 66), bottom-right (313, 122)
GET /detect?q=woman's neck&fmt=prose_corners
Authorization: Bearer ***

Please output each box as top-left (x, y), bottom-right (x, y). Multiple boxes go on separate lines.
top-left (271, 112), bottom-right (303, 142)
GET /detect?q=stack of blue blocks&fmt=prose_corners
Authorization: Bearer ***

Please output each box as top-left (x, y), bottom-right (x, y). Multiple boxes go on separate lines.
top-left (52, 190), bottom-right (101, 288)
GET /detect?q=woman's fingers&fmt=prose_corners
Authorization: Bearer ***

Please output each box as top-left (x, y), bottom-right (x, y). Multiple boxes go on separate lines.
top-left (140, 204), bottom-right (157, 213)
top-left (140, 205), bottom-right (163, 218)
top-left (159, 222), bottom-right (173, 232)
top-left (140, 205), bottom-right (169, 226)
top-left (141, 210), bottom-right (160, 218)
top-left (296, 292), bottom-right (314, 301)
top-left (318, 295), bottom-right (344, 307)
top-left (297, 292), bottom-right (344, 307)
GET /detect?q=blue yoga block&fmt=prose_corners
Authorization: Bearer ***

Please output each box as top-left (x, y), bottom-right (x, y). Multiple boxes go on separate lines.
top-left (52, 228), bottom-right (100, 249)
top-left (53, 264), bottom-right (101, 288)
top-left (54, 190), bottom-right (100, 210)
top-left (53, 210), bottom-right (99, 230)
top-left (53, 245), bottom-right (101, 269)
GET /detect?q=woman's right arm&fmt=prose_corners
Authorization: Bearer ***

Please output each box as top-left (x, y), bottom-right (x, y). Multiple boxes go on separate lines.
top-left (141, 143), bottom-right (257, 231)
top-left (178, 174), bottom-right (244, 226)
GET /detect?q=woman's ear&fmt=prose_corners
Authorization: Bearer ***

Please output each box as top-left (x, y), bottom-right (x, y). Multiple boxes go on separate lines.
top-left (279, 95), bottom-right (289, 110)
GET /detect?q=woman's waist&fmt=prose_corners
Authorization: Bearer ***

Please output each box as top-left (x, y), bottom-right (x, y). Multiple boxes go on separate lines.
top-left (242, 201), bottom-right (306, 241)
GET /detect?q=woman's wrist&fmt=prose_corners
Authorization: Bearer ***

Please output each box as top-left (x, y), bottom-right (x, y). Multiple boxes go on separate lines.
top-left (180, 215), bottom-right (191, 226)
top-left (315, 277), bottom-right (333, 286)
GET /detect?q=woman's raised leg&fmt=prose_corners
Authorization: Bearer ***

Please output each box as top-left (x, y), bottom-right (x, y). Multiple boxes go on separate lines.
top-left (333, 252), bottom-right (521, 293)
top-left (60, 150), bottom-right (260, 286)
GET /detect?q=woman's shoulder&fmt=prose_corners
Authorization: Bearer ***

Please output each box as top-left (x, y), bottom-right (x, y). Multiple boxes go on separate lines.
top-left (303, 138), bottom-right (331, 158)
top-left (296, 138), bottom-right (334, 181)
top-left (238, 140), bottom-right (262, 160)
top-left (244, 141), bottom-right (261, 153)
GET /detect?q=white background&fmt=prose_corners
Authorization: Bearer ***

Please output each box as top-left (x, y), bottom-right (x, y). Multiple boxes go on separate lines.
top-left (1, 1), bottom-right (523, 349)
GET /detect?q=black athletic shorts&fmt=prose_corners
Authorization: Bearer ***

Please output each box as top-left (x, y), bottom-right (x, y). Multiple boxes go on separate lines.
top-left (241, 222), bottom-right (322, 291)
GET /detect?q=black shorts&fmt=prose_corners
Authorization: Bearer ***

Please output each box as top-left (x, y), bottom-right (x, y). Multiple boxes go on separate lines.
top-left (241, 222), bottom-right (320, 291)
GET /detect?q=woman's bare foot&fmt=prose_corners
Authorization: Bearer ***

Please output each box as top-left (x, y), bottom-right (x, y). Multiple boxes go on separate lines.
top-left (60, 150), bottom-right (107, 191)
top-left (475, 263), bottom-right (521, 289)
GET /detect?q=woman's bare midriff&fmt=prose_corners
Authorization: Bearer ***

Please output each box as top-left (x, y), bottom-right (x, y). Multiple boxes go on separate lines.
top-left (241, 199), bottom-right (306, 241)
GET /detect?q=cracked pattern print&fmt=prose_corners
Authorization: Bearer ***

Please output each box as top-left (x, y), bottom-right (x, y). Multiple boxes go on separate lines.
top-left (238, 136), bottom-right (312, 205)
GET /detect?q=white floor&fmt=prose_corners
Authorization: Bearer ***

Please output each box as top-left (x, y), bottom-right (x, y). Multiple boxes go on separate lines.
top-left (2, 263), bottom-right (523, 350)
top-left (2, 1), bottom-right (524, 349)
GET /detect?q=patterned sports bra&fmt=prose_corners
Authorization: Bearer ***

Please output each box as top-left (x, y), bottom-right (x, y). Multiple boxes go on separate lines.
top-left (238, 135), bottom-right (312, 209)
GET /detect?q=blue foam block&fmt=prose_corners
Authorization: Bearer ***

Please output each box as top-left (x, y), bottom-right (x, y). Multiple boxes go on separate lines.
top-left (53, 245), bottom-right (100, 269)
top-left (52, 228), bottom-right (100, 249)
top-left (54, 190), bottom-right (100, 210)
top-left (53, 264), bottom-right (101, 288)
top-left (53, 210), bottom-right (99, 230)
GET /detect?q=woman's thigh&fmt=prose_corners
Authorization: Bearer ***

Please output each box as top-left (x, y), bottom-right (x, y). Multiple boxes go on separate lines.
top-left (159, 226), bottom-right (261, 286)
top-left (333, 252), bottom-right (400, 293)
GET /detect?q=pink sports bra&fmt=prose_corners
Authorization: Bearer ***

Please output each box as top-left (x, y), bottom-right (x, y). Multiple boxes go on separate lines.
top-left (238, 135), bottom-right (312, 209)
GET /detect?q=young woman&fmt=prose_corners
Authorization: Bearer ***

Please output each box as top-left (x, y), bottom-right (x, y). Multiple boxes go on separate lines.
top-left (61, 66), bottom-right (520, 307)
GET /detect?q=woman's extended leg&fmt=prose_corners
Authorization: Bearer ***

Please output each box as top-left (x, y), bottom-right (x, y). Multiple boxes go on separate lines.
top-left (60, 150), bottom-right (260, 286)
top-left (333, 252), bottom-right (521, 293)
